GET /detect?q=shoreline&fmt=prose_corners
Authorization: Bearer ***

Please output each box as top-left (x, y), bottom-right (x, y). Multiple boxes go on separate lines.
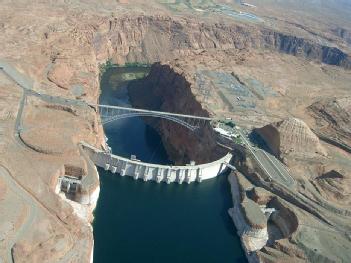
top-left (228, 172), bottom-right (269, 263)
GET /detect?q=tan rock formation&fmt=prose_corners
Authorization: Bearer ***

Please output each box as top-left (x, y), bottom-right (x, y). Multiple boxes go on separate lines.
top-left (255, 117), bottom-right (327, 160)
top-left (230, 149), bottom-right (351, 263)
top-left (309, 96), bottom-right (351, 148)
top-left (0, 0), bottom-right (350, 262)
top-left (0, 177), bottom-right (7, 200)
top-left (228, 172), bottom-right (305, 262)
top-left (314, 167), bottom-right (351, 206)
top-left (47, 62), bottom-right (74, 90)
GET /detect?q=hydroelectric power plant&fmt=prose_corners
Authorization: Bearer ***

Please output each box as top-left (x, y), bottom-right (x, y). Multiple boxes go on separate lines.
top-left (91, 66), bottom-right (245, 262)
top-left (82, 142), bottom-right (232, 184)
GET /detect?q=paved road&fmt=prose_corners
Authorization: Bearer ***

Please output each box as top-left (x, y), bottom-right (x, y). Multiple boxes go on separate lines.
top-left (0, 60), bottom-right (80, 263)
top-left (237, 129), bottom-right (295, 188)
top-left (2, 59), bottom-right (295, 189)
top-left (27, 89), bottom-right (88, 107)
top-left (2, 59), bottom-right (210, 136)
top-left (0, 58), bottom-right (297, 262)
top-left (14, 89), bottom-right (27, 135)
top-left (0, 165), bottom-right (38, 263)
top-left (0, 61), bottom-right (89, 138)
top-left (223, 162), bottom-right (236, 171)
top-left (0, 62), bottom-right (33, 90)
top-left (254, 149), bottom-right (295, 186)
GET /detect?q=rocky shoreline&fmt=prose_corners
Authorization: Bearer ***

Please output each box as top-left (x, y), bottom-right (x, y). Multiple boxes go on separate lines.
top-left (1, 1), bottom-right (350, 261)
top-left (227, 173), bottom-right (268, 263)
top-left (127, 59), bottom-right (351, 262)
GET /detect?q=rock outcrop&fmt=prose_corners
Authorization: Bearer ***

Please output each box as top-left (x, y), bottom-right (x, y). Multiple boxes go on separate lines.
top-left (313, 168), bottom-right (351, 206)
top-left (262, 30), bottom-right (351, 68)
top-left (47, 62), bottom-right (74, 90)
top-left (229, 147), bottom-right (351, 263)
top-left (228, 173), bottom-right (268, 259)
top-left (254, 117), bottom-right (327, 160)
top-left (309, 96), bottom-right (351, 148)
top-left (228, 171), bottom-right (305, 263)
top-left (1, 1), bottom-right (350, 262)
top-left (332, 27), bottom-right (351, 46)
top-left (128, 62), bottom-right (226, 164)
top-left (93, 15), bottom-right (351, 69)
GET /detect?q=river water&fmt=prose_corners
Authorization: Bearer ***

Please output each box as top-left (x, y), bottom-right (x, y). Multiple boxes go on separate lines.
top-left (93, 67), bottom-right (246, 262)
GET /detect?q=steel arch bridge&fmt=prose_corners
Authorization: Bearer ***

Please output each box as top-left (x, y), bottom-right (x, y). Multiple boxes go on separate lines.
top-left (96, 104), bottom-right (213, 131)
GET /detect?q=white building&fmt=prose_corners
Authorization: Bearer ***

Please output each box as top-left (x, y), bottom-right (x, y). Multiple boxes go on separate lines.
top-left (242, 2), bottom-right (256, 8)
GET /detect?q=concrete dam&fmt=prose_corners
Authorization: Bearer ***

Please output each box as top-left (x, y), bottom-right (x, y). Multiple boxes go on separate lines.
top-left (81, 142), bottom-right (233, 184)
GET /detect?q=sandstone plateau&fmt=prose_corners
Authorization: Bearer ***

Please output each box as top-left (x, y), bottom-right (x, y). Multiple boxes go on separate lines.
top-left (0, 0), bottom-right (350, 263)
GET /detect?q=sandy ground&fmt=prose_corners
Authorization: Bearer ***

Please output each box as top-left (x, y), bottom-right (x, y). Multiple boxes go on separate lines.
top-left (0, 1), bottom-right (350, 262)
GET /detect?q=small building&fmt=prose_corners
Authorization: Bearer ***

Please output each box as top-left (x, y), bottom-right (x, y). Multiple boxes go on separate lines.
top-left (214, 127), bottom-right (231, 137)
top-left (58, 175), bottom-right (82, 194)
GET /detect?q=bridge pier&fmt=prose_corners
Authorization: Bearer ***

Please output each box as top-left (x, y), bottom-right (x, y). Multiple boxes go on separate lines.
top-left (111, 166), bottom-right (117, 173)
top-left (104, 163), bottom-right (110, 171)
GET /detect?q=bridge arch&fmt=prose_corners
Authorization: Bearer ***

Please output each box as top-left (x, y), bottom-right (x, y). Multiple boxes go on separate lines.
top-left (101, 112), bottom-right (203, 131)
top-left (96, 104), bottom-right (213, 132)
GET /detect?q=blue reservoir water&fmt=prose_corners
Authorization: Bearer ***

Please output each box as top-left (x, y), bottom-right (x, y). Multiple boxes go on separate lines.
top-left (92, 67), bottom-right (246, 263)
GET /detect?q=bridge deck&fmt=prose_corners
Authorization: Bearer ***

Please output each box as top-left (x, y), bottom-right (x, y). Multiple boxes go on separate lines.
top-left (94, 104), bottom-right (213, 121)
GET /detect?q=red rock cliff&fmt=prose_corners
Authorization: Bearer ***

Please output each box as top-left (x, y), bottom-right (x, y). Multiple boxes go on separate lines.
top-left (128, 63), bottom-right (225, 165)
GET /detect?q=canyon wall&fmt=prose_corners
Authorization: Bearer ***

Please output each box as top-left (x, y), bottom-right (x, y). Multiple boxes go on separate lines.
top-left (96, 15), bottom-right (351, 166)
top-left (94, 15), bottom-right (351, 69)
top-left (308, 96), bottom-right (351, 148)
top-left (228, 174), bottom-right (268, 252)
top-left (128, 63), bottom-right (225, 164)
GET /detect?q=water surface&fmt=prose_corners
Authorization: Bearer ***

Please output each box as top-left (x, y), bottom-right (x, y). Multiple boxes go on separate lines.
top-left (93, 67), bottom-right (246, 263)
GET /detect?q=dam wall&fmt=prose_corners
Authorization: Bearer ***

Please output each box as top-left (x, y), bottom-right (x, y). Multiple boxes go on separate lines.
top-left (81, 142), bottom-right (232, 184)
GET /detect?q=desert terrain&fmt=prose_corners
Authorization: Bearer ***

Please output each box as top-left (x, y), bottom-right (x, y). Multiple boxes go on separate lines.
top-left (0, 0), bottom-right (350, 262)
